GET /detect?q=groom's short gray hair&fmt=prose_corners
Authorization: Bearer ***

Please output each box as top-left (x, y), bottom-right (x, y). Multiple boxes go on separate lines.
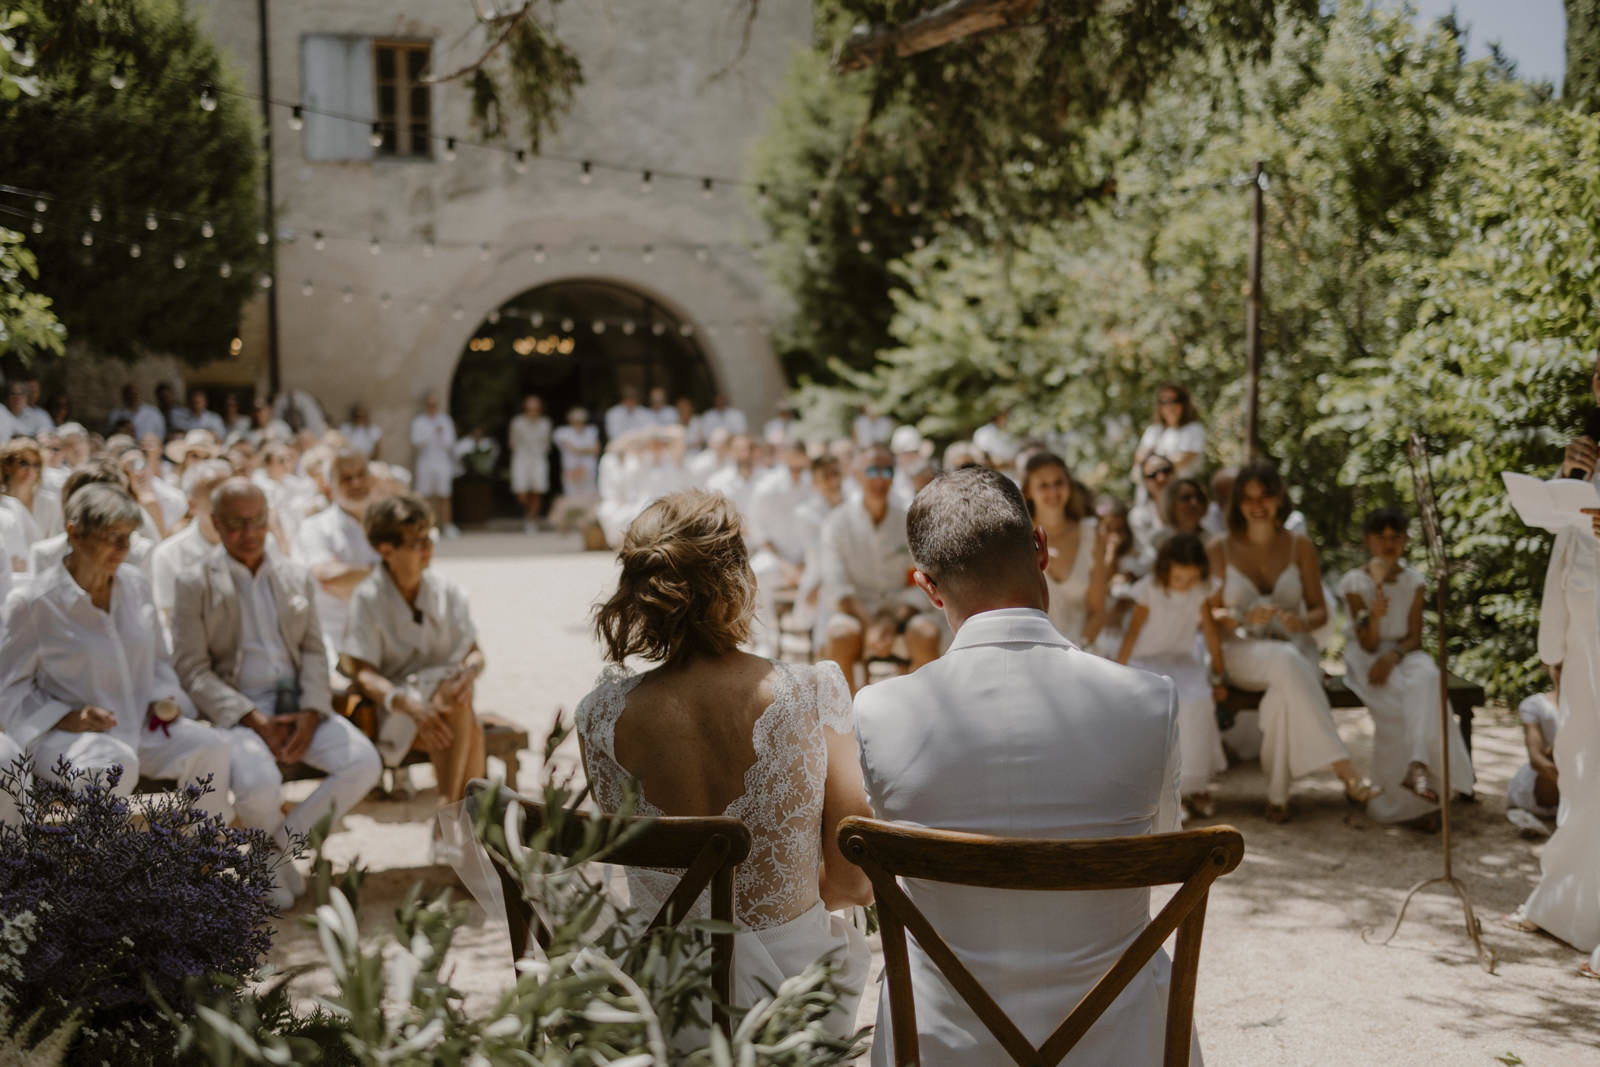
top-left (907, 467), bottom-right (1036, 593)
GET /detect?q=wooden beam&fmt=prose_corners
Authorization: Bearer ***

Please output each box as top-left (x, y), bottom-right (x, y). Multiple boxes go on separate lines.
top-left (834, 0), bottom-right (1039, 73)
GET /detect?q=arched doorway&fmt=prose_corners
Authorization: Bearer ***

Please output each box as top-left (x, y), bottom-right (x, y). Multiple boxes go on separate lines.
top-left (448, 278), bottom-right (715, 518)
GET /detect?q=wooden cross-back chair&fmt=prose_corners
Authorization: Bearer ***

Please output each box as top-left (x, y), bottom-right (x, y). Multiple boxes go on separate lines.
top-left (837, 817), bottom-right (1245, 1067)
top-left (464, 780), bottom-right (753, 1035)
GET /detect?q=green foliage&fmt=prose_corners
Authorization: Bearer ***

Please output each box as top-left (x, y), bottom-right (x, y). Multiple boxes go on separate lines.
top-left (1566, 0), bottom-right (1600, 113)
top-left (0, 0), bottom-right (266, 363)
top-left (183, 737), bottom-right (866, 1064)
top-left (461, 4), bottom-right (584, 151)
top-left (0, 228), bottom-right (65, 363)
top-left (770, 2), bottom-right (1583, 699)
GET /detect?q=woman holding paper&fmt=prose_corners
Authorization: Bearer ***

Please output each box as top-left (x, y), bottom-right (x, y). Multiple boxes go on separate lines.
top-left (1507, 363), bottom-right (1600, 980)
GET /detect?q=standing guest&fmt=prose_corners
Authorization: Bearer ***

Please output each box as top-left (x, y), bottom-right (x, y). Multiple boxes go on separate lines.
top-left (852, 402), bottom-right (892, 449)
top-left (154, 382), bottom-right (182, 436)
top-left (509, 395), bottom-right (552, 533)
top-left (973, 408), bottom-right (1022, 469)
top-left (1506, 364), bottom-right (1600, 978)
top-left (106, 385), bottom-right (167, 442)
top-left (604, 386), bottom-right (654, 442)
top-left (171, 386), bottom-right (228, 439)
top-left (149, 460), bottom-right (234, 630)
top-left (553, 407), bottom-right (601, 509)
top-left (2, 383), bottom-right (32, 439)
top-left (0, 484), bottom-right (232, 816)
top-left (1205, 460), bottom-right (1377, 821)
top-left (646, 387), bottom-right (676, 426)
top-left (1129, 454), bottom-right (1177, 555)
top-left (1116, 533), bottom-right (1229, 817)
top-left (221, 394), bottom-right (252, 439)
top-left (672, 396), bottom-right (704, 449)
top-left (853, 466), bottom-right (1197, 1066)
top-left (30, 462), bottom-right (160, 577)
top-left (818, 445), bottom-right (941, 691)
top-left (1506, 690), bottom-right (1560, 839)
top-left (339, 493), bottom-right (486, 817)
top-left (1338, 507), bottom-right (1474, 826)
top-left (576, 491), bottom-right (872, 1033)
top-left (410, 391), bottom-right (459, 538)
top-left (249, 398), bottom-right (293, 445)
top-left (1020, 452), bottom-right (1107, 647)
top-left (171, 478), bottom-right (382, 908)
top-left (0, 438), bottom-right (44, 563)
top-left (763, 401), bottom-right (798, 445)
top-left (1132, 381), bottom-right (1206, 482)
top-left (698, 392), bottom-right (748, 439)
top-left (0, 386), bottom-right (17, 442)
top-left (454, 426), bottom-right (500, 478)
top-left (340, 404), bottom-right (383, 460)
top-left (293, 449), bottom-right (380, 661)
top-left (18, 379), bottom-right (52, 436)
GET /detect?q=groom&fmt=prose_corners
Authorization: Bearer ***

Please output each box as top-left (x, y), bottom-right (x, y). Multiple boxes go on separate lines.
top-left (853, 466), bottom-right (1195, 1066)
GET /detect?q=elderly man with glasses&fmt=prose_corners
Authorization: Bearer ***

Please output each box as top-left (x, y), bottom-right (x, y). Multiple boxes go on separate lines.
top-left (171, 478), bottom-right (381, 907)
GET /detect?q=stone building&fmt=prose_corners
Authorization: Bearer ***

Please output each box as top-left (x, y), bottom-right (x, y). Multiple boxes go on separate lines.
top-left (188, 0), bottom-right (804, 457)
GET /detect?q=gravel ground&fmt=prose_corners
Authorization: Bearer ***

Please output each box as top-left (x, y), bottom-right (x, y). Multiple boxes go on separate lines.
top-left (269, 532), bottom-right (1600, 1065)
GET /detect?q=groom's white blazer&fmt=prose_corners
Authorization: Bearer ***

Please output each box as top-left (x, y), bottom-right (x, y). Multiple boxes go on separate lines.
top-left (854, 607), bottom-right (1193, 1066)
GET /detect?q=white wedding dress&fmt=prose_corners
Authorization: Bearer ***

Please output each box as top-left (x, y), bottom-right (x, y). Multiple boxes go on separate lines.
top-left (576, 659), bottom-right (869, 1036)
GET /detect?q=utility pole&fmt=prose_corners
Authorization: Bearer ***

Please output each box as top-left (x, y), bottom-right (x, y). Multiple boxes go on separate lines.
top-left (1244, 160), bottom-right (1264, 460)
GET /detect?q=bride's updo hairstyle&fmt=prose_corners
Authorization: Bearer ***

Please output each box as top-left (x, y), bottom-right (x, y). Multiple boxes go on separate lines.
top-left (594, 490), bottom-right (755, 666)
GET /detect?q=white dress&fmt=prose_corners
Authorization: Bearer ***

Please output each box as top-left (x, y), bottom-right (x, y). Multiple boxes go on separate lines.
top-left (1135, 421), bottom-right (1206, 478)
top-left (1521, 527), bottom-right (1600, 963)
top-left (1043, 517), bottom-right (1098, 644)
top-left (1128, 575), bottom-right (1226, 795)
top-left (1337, 565), bottom-right (1474, 823)
top-left (1507, 693), bottom-right (1559, 819)
top-left (576, 659), bottom-right (869, 1036)
top-left (1219, 541), bottom-right (1350, 806)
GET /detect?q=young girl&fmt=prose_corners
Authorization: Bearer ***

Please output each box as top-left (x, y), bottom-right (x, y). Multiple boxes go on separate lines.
top-left (1117, 533), bottom-right (1229, 817)
top-left (1338, 507), bottom-right (1475, 827)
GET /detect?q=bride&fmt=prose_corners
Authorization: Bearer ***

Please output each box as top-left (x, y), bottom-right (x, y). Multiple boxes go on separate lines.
top-left (575, 490), bottom-right (873, 1033)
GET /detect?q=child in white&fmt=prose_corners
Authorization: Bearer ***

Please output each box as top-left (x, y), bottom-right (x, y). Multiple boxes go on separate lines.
top-left (1337, 507), bottom-right (1474, 825)
top-left (1116, 533), bottom-right (1228, 817)
top-left (1507, 691), bottom-right (1559, 838)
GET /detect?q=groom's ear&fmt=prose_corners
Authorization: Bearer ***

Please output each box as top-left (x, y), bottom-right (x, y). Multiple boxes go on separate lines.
top-left (912, 569), bottom-right (944, 609)
top-left (1034, 526), bottom-right (1049, 572)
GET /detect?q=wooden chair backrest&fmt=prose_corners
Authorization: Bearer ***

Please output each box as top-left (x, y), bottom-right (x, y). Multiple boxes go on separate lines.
top-left (465, 780), bottom-right (753, 1035)
top-left (837, 817), bottom-right (1245, 1067)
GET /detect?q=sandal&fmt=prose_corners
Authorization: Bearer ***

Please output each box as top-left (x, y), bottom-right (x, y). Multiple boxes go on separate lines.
top-left (1581, 963), bottom-right (1600, 981)
top-left (1184, 793), bottom-right (1217, 819)
top-left (1500, 911), bottom-right (1541, 934)
top-left (1402, 762), bottom-right (1439, 803)
top-left (1343, 777), bottom-right (1382, 806)
top-left (1264, 803), bottom-right (1292, 824)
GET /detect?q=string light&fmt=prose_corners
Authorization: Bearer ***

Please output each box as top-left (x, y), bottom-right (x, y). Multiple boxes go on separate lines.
top-left (258, 273), bottom-right (273, 288)
top-left (908, 201), bottom-right (924, 215)
top-left (29, 219), bottom-right (41, 234)
top-left (89, 203), bottom-right (102, 223)
top-left (288, 105), bottom-right (304, 131)
top-left (560, 317), bottom-right (574, 332)
top-left (530, 311), bottom-right (544, 327)
top-left (857, 239), bottom-right (873, 254)
top-left (579, 160), bottom-right (593, 185)
top-left (486, 309), bottom-right (501, 324)
top-left (312, 230), bottom-right (326, 250)
top-left (622, 320), bottom-right (636, 335)
top-left (651, 322), bottom-right (666, 336)
top-left (856, 199), bottom-right (870, 215)
top-left (229, 337), bottom-right (243, 356)
top-left (173, 253), bottom-right (187, 269)
top-left (109, 64), bottom-right (127, 90)
top-left (640, 170), bottom-right (654, 194)
top-left (701, 178), bottom-right (714, 199)
top-left (256, 229), bottom-right (270, 245)
top-left (592, 320), bottom-right (605, 334)
top-left (368, 236), bottom-right (381, 255)
top-left (442, 137), bottom-right (457, 162)
top-left (368, 123), bottom-right (384, 149)
top-left (533, 244), bottom-right (546, 263)
top-left (32, 199), bottom-right (46, 214)
top-left (218, 261), bottom-right (232, 277)
top-left (680, 323), bottom-right (694, 337)
top-left (80, 231), bottom-right (93, 247)
top-left (911, 234), bottom-right (926, 249)
top-left (200, 219), bottom-right (214, 238)
top-left (128, 243), bottom-right (141, 258)
top-left (199, 83), bottom-right (218, 112)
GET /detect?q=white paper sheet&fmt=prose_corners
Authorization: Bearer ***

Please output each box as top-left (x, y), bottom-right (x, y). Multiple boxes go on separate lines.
top-left (1503, 472), bottom-right (1600, 532)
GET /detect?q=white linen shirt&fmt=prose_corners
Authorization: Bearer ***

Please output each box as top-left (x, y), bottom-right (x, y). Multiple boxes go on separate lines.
top-left (603, 404), bottom-right (655, 442)
top-left (339, 566), bottom-right (476, 684)
top-left (509, 414), bottom-right (552, 459)
top-left (817, 497), bottom-right (919, 614)
top-left (0, 563), bottom-right (193, 749)
top-left (150, 522), bottom-right (215, 623)
top-left (750, 467), bottom-right (816, 563)
top-left (699, 406), bottom-right (748, 438)
top-left (410, 413), bottom-right (457, 465)
top-left (340, 423), bottom-right (383, 458)
top-left (292, 504), bottom-right (380, 646)
top-left (227, 555), bottom-right (297, 713)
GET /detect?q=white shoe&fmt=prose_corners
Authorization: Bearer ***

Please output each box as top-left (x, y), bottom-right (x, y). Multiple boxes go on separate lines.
top-left (1507, 808), bottom-right (1551, 840)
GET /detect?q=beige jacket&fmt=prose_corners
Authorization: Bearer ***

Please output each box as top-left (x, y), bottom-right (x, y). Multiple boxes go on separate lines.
top-left (171, 545), bottom-right (333, 728)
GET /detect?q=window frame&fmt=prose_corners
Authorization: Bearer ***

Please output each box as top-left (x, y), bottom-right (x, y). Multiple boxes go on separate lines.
top-left (372, 38), bottom-right (434, 161)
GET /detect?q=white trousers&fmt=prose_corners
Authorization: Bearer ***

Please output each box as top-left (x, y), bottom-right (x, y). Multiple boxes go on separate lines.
top-left (0, 731), bottom-right (23, 825)
top-left (228, 715), bottom-right (382, 849)
top-left (1222, 638), bottom-right (1349, 806)
top-left (1132, 654), bottom-right (1226, 795)
top-left (29, 720), bottom-right (234, 820)
top-left (1348, 652), bottom-right (1475, 824)
top-left (749, 549), bottom-right (790, 659)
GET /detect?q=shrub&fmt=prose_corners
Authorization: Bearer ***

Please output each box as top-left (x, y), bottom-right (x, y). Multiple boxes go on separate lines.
top-left (0, 758), bottom-right (279, 1065)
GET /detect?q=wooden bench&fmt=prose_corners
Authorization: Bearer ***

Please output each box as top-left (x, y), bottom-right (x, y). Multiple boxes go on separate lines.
top-left (1217, 672), bottom-right (1482, 754)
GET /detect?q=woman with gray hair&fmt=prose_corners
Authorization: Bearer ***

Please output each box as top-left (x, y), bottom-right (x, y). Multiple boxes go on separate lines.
top-left (0, 484), bottom-right (231, 814)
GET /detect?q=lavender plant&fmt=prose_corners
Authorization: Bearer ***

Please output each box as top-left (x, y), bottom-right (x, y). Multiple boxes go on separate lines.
top-left (0, 758), bottom-right (279, 1065)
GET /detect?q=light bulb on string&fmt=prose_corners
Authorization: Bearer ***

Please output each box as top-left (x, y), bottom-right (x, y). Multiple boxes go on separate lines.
top-left (651, 322), bottom-right (666, 337)
top-left (579, 160), bottom-right (593, 185)
top-left (256, 230), bottom-right (270, 246)
top-left (33, 199), bottom-right (46, 214)
top-left (128, 243), bottom-right (141, 258)
top-left (442, 137), bottom-right (457, 162)
top-left (856, 199), bottom-right (871, 215)
top-left (911, 235), bottom-right (926, 249)
top-left (341, 287), bottom-right (354, 304)
top-left (109, 64), bottom-right (127, 90)
top-left (701, 178), bottom-right (714, 199)
top-left (312, 231), bottom-right (326, 250)
top-left (530, 311), bottom-right (544, 327)
top-left (288, 105), bottom-right (304, 131)
top-left (452, 305), bottom-right (465, 320)
top-left (368, 123), bottom-right (384, 149)
top-left (757, 184), bottom-right (770, 207)
top-left (80, 232), bottom-right (93, 247)
top-left (592, 320), bottom-right (605, 334)
top-left (487, 309), bottom-right (501, 325)
top-left (479, 243), bottom-right (492, 262)
top-left (679, 323), bottom-right (694, 337)
top-left (173, 253), bottom-right (187, 269)
top-left (258, 273), bottom-right (273, 289)
top-left (379, 291), bottom-right (392, 309)
top-left (29, 218), bottom-right (41, 235)
top-left (857, 239), bottom-right (873, 254)
top-left (807, 194), bottom-right (821, 215)
top-left (219, 261), bottom-right (232, 278)
top-left (533, 244), bottom-right (546, 263)
top-left (640, 170), bottom-right (654, 194)
top-left (908, 201), bottom-right (924, 216)
top-left (622, 320), bottom-right (636, 335)
top-left (422, 241), bottom-right (435, 259)
top-left (229, 337), bottom-right (243, 357)
top-left (641, 245), bottom-right (654, 264)
top-left (301, 280), bottom-right (313, 296)
top-left (587, 245), bottom-right (600, 264)
top-left (513, 149), bottom-right (529, 174)
top-left (560, 317), bottom-right (574, 332)
top-left (369, 236), bottom-right (381, 256)
top-left (89, 203), bottom-right (102, 223)
top-left (200, 219), bottom-right (214, 239)
top-left (199, 83), bottom-right (218, 112)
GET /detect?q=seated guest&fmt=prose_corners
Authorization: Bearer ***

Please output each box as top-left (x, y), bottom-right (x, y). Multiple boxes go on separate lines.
top-left (706, 433), bottom-right (760, 520)
top-left (119, 444), bottom-right (185, 538)
top-left (0, 485), bottom-right (231, 816)
top-left (1164, 476), bottom-right (1211, 540)
top-left (1338, 506), bottom-right (1473, 826)
top-left (672, 396), bottom-right (704, 450)
top-left (150, 459), bottom-right (233, 629)
top-left (339, 493), bottom-right (485, 812)
top-left (0, 437), bottom-right (46, 556)
top-left (31, 462), bottom-right (159, 578)
top-left (171, 478), bottom-right (382, 905)
top-left (293, 449), bottom-right (380, 662)
top-left (1128, 453), bottom-right (1176, 558)
top-left (972, 407), bottom-right (1021, 469)
top-left (576, 491), bottom-right (871, 1035)
top-left (1506, 690), bottom-right (1559, 839)
top-left (819, 445), bottom-right (941, 692)
top-left (604, 386), bottom-right (655, 443)
top-left (698, 392), bottom-right (748, 438)
top-left (763, 400), bottom-right (798, 445)
top-left (748, 441), bottom-right (817, 656)
top-left (221, 393), bottom-right (252, 439)
top-left (852, 402), bottom-right (892, 449)
top-left (1205, 460), bottom-right (1377, 821)
top-left (339, 404), bottom-right (382, 460)
top-left (853, 466), bottom-right (1197, 1065)
top-left (1019, 451), bottom-right (1106, 647)
top-left (1203, 467), bottom-right (1235, 536)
